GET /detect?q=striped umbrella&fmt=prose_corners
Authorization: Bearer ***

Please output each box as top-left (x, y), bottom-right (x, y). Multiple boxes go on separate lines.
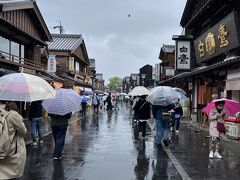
top-left (42, 89), bottom-right (82, 115)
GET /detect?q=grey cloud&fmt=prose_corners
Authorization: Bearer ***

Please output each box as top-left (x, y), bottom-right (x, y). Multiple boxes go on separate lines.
top-left (38, 0), bottom-right (187, 81)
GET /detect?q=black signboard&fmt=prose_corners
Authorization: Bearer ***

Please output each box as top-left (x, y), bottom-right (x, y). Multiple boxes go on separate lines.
top-left (194, 11), bottom-right (240, 63)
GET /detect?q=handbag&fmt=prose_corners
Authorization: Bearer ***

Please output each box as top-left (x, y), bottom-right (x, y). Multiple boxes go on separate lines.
top-left (162, 112), bottom-right (171, 120)
top-left (217, 121), bottom-right (226, 134)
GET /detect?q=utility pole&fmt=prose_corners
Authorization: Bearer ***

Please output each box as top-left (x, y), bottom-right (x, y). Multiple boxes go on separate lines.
top-left (53, 21), bottom-right (64, 34)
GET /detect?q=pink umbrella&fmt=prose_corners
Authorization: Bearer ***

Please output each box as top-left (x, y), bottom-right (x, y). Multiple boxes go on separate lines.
top-left (204, 98), bottom-right (240, 116)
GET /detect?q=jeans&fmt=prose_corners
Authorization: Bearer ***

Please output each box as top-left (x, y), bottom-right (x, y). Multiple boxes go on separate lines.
top-left (172, 115), bottom-right (180, 130)
top-left (30, 117), bottom-right (43, 141)
top-left (52, 125), bottom-right (68, 158)
top-left (138, 121), bottom-right (147, 137)
top-left (155, 118), bottom-right (169, 144)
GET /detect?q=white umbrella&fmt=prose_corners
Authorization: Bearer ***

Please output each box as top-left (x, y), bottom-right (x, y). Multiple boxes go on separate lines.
top-left (147, 86), bottom-right (179, 106)
top-left (128, 86), bottom-right (150, 96)
top-left (0, 73), bottom-right (55, 102)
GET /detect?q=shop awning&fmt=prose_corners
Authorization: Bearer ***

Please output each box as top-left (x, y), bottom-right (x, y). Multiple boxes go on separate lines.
top-left (159, 56), bottom-right (240, 85)
top-left (226, 79), bottom-right (240, 90)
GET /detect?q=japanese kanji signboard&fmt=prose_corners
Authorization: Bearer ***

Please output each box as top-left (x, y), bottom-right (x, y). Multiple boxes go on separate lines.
top-left (194, 11), bottom-right (240, 63)
top-left (176, 41), bottom-right (191, 70)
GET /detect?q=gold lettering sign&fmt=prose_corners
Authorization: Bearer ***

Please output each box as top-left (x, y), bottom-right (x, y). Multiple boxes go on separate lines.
top-left (205, 32), bottom-right (216, 55)
top-left (218, 24), bottom-right (229, 48)
top-left (198, 41), bottom-right (205, 57)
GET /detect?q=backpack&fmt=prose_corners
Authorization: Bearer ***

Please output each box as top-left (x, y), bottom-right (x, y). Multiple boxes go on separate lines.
top-left (0, 109), bottom-right (11, 159)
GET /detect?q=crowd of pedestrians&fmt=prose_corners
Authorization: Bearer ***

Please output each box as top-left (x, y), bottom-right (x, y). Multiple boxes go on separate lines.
top-left (133, 96), bottom-right (182, 147)
top-left (0, 86), bottom-right (235, 179)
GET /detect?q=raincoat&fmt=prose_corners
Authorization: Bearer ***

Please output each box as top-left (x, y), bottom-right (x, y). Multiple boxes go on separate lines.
top-left (0, 110), bottom-right (27, 179)
top-left (209, 107), bottom-right (227, 137)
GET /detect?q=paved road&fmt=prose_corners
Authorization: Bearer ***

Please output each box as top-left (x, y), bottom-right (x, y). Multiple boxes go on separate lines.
top-left (21, 103), bottom-right (240, 180)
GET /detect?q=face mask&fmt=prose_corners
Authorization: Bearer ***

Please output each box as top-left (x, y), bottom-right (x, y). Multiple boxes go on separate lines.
top-left (217, 105), bottom-right (223, 110)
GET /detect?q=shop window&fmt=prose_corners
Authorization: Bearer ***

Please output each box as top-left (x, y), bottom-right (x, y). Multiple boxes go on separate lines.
top-left (0, 36), bottom-right (10, 59)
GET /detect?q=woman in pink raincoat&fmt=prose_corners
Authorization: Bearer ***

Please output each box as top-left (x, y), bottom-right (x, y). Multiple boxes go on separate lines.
top-left (208, 100), bottom-right (227, 159)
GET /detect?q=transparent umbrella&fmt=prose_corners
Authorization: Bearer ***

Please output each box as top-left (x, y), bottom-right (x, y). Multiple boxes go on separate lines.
top-left (147, 86), bottom-right (179, 106)
top-left (0, 73), bottom-right (55, 102)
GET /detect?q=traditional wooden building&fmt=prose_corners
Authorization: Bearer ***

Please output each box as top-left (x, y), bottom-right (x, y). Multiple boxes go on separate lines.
top-left (159, 45), bottom-right (175, 82)
top-left (122, 76), bottom-right (130, 93)
top-left (89, 58), bottom-right (97, 89)
top-left (129, 73), bottom-right (139, 89)
top-left (0, 0), bottom-right (53, 78)
top-left (95, 73), bottom-right (105, 91)
top-left (48, 34), bottom-right (92, 93)
top-left (160, 0), bottom-right (240, 122)
top-left (139, 64), bottom-right (154, 88)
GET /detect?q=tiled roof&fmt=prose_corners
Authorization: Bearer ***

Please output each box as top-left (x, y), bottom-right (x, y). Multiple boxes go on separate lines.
top-left (162, 44), bottom-right (175, 53)
top-left (0, 0), bottom-right (31, 5)
top-left (48, 34), bottom-right (83, 52)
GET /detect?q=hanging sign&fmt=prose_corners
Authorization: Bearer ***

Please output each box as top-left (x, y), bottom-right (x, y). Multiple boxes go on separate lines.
top-left (47, 55), bottom-right (56, 73)
top-left (176, 41), bottom-right (191, 70)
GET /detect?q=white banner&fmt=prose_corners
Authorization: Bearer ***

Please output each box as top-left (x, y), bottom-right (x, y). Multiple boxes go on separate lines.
top-left (177, 41), bottom-right (191, 70)
top-left (47, 55), bottom-right (56, 73)
top-left (165, 68), bottom-right (175, 77)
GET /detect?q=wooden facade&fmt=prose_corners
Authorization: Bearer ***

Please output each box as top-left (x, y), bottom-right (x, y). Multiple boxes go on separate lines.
top-left (180, 0), bottom-right (240, 122)
top-left (0, 1), bottom-right (52, 75)
top-left (48, 34), bottom-right (91, 89)
top-left (159, 45), bottom-right (175, 81)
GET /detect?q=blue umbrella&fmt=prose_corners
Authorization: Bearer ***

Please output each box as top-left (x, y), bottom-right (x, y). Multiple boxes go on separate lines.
top-left (81, 95), bottom-right (90, 103)
top-left (42, 89), bottom-right (82, 115)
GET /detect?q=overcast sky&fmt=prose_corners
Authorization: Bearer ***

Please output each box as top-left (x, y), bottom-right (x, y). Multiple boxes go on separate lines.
top-left (37, 0), bottom-right (187, 83)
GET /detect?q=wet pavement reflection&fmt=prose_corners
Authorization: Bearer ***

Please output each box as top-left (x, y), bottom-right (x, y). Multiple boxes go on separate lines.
top-left (21, 103), bottom-right (240, 180)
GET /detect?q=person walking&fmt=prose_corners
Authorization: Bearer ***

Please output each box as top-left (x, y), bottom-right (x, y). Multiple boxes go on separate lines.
top-left (208, 100), bottom-right (227, 159)
top-left (92, 93), bottom-right (100, 114)
top-left (152, 103), bottom-right (174, 147)
top-left (0, 102), bottom-right (27, 179)
top-left (49, 112), bottom-right (72, 161)
top-left (106, 93), bottom-right (112, 111)
top-left (81, 92), bottom-right (88, 116)
top-left (134, 95), bottom-right (150, 140)
top-left (29, 100), bottom-right (44, 145)
top-left (132, 96), bottom-right (140, 122)
top-left (171, 99), bottom-right (183, 134)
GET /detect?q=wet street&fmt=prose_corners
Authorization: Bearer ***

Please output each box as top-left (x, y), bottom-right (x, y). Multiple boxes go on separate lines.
top-left (21, 103), bottom-right (240, 180)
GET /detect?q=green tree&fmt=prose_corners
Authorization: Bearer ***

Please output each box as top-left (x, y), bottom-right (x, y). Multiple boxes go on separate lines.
top-left (108, 76), bottom-right (122, 91)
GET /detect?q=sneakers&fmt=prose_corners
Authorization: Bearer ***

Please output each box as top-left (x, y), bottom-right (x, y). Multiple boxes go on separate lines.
top-left (209, 151), bottom-right (222, 159)
top-left (39, 139), bottom-right (44, 144)
top-left (175, 130), bottom-right (180, 134)
top-left (209, 151), bottom-right (214, 159)
top-left (163, 139), bottom-right (169, 146)
top-left (214, 152), bottom-right (222, 159)
top-left (32, 141), bottom-right (38, 146)
top-left (53, 157), bottom-right (62, 161)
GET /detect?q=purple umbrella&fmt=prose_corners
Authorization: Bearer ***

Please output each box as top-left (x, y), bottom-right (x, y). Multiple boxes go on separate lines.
top-left (42, 89), bottom-right (82, 115)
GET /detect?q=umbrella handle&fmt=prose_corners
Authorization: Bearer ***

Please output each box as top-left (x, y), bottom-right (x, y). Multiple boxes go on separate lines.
top-left (24, 101), bottom-right (27, 110)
